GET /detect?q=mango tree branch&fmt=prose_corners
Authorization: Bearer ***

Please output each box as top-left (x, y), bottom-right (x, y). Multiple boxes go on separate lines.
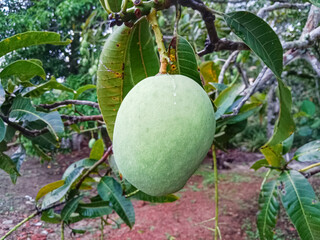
top-left (38, 100), bottom-right (100, 110)
top-left (257, 2), bottom-right (310, 19)
top-left (75, 145), bottom-right (113, 189)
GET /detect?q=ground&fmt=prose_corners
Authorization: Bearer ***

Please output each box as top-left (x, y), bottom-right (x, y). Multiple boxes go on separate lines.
top-left (0, 148), bottom-right (312, 240)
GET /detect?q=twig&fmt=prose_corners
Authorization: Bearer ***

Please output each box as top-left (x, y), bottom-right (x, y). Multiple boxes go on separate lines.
top-left (218, 50), bottom-right (239, 84)
top-left (221, 66), bottom-right (268, 118)
top-left (303, 168), bottom-right (320, 178)
top-left (299, 162), bottom-right (320, 172)
top-left (257, 2), bottom-right (310, 18)
top-left (75, 146), bottom-right (113, 189)
top-left (61, 115), bottom-right (103, 125)
top-left (38, 100), bottom-right (100, 110)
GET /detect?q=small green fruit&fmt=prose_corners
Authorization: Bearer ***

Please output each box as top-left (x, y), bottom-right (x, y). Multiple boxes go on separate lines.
top-left (88, 138), bottom-right (96, 148)
top-left (113, 74), bottom-right (215, 196)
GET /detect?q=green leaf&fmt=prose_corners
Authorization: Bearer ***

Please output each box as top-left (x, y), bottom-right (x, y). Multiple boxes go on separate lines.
top-left (168, 36), bottom-right (202, 86)
top-left (41, 209), bottom-right (62, 223)
top-left (62, 158), bottom-right (97, 180)
top-left (0, 31), bottom-right (71, 58)
top-left (99, 0), bottom-right (108, 12)
top-left (23, 77), bottom-right (76, 98)
top-left (200, 61), bottom-right (220, 85)
top-left (98, 176), bottom-right (135, 228)
top-left (214, 83), bottom-right (244, 119)
top-left (250, 159), bottom-right (269, 171)
top-left (257, 180), bottom-right (279, 240)
top-left (0, 83), bottom-right (5, 107)
top-left (42, 167), bottom-right (84, 208)
top-left (0, 118), bottom-right (6, 142)
top-left (106, 0), bottom-right (122, 12)
top-left (33, 144), bottom-right (52, 161)
top-left (97, 18), bottom-right (159, 140)
top-left (89, 139), bottom-right (104, 160)
top-left (260, 79), bottom-right (295, 167)
top-left (74, 84), bottom-right (96, 99)
top-left (61, 196), bottom-right (83, 222)
top-left (0, 60), bottom-right (45, 81)
top-left (10, 96), bottom-right (64, 140)
top-left (279, 170), bottom-right (320, 240)
top-left (71, 229), bottom-right (86, 234)
top-left (294, 140), bottom-right (320, 162)
top-left (76, 201), bottom-right (113, 218)
top-left (309, 0), bottom-right (320, 8)
top-left (282, 133), bottom-right (294, 155)
top-left (36, 180), bottom-right (65, 201)
top-left (10, 146), bottom-right (26, 183)
top-left (301, 100), bottom-right (316, 116)
top-left (0, 152), bottom-right (20, 184)
top-left (224, 11), bottom-right (283, 78)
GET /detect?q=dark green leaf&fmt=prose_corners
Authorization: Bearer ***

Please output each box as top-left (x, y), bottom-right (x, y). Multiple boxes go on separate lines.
top-left (0, 83), bottom-right (5, 107)
top-left (41, 209), bottom-right (61, 223)
top-left (4, 126), bottom-right (16, 142)
top-left (127, 185), bottom-right (179, 203)
top-left (282, 133), bottom-right (294, 155)
top-left (168, 36), bottom-right (202, 86)
top-left (77, 201), bottom-right (113, 218)
top-left (61, 196), bottom-right (83, 222)
top-left (71, 229), bottom-right (86, 234)
top-left (10, 146), bottom-right (26, 183)
top-left (224, 11), bottom-right (283, 78)
top-left (23, 77), bottom-right (75, 97)
top-left (74, 84), bottom-right (96, 99)
top-left (301, 100), bottom-right (316, 116)
top-left (257, 180), bottom-right (279, 240)
top-left (107, 0), bottom-right (122, 12)
top-left (279, 170), bottom-right (320, 240)
top-left (0, 118), bottom-right (6, 142)
top-left (10, 96), bottom-right (64, 140)
top-left (62, 158), bottom-right (97, 180)
top-left (89, 139), bottom-right (104, 160)
top-left (42, 167), bottom-right (84, 208)
top-left (294, 140), bottom-right (320, 162)
top-left (250, 159), bottom-right (269, 171)
top-left (98, 176), bottom-right (135, 228)
top-left (0, 31), bottom-right (71, 58)
top-left (0, 60), bottom-right (46, 81)
top-left (0, 152), bottom-right (20, 184)
top-left (33, 144), bottom-right (52, 161)
top-left (214, 83), bottom-right (244, 119)
top-left (298, 126), bottom-right (313, 137)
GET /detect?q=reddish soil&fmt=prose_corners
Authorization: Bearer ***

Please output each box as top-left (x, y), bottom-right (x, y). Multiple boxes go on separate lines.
top-left (0, 148), bottom-right (302, 240)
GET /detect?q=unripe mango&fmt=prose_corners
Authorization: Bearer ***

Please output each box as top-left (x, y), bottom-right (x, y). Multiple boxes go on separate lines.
top-left (113, 74), bottom-right (215, 196)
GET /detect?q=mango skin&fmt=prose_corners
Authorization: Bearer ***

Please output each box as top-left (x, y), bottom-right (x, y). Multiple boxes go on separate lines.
top-left (113, 74), bottom-right (216, 196)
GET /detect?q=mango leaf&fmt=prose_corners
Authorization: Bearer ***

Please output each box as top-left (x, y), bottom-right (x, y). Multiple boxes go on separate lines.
top-left (309, 0), bottom-right (320, 7)
top-left (72, 229), bottom-right (86, 234)
top-left (98, 176), bottom-right (135, 228)
top-left (23, 77), bottom-right (76, 98)
top-left (9, 96), bottom-right (64, 140)
top-left (282, 133), bottom-right (294, 155)
top-left (74, 84), bottom-right (96, 99)
top-left (294, 140), bottom-right (320, 162)
top-left (33, 144), bottom-right (52, 162)
top-left (99, 0), bottom-right (108, 12)
top-left (250, 159), bottom-right (269, 171)
top-left (126, 185), bottom-right (179, 203)
top-left (257, 180), bottom-right (279, 240)
top-left (0, 31), bottom-right (71, 58)
top-left (0, 152), bottom-right (20, 184)
top-left (0, 60), bottom-right (45, 81)
top-left (10, 146), bottom-right (26, 184)
top-left (97, 18), bottom-right (159, 140)
top-left (0, 118), bottom-right (6, 142)
top-left (279, 170), bottom-right (320, 240)
top-left (89, 139), bottom-right (104, 160)
top-left (105, 0), bottom-right (122, 12)
top-left (62, 158), bottom-right (97, 180)
top-left (214, 83), bottom-right (244, 119)
top-left (214, 120), bottom-right (247, 145)
top-left (36, 180), bottom-right (65, 201)
top-left (42, 167), bottom-right (84, 208)
top-left (224, 11), bottom-right (283, 78)
top-left (41, 209), bottom-right (62, 224)
top-left (61, 196), bottom-right (83, 222)
top-left (0, 83), bottom-right (5, 107)
top-left (301, 100), bottom-right (316, 116)
top-left (168, 36), bottom-right (202, 86)
top-left (260, 79), bottom-right (295, 167)
top-left (200, 61), bottom-right (220, 85)
top-left (76, 201), bottom-right (113, 218)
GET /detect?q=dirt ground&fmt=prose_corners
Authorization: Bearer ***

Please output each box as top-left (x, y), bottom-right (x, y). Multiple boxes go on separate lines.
top-left (0, 148), bottom-right (307, 240)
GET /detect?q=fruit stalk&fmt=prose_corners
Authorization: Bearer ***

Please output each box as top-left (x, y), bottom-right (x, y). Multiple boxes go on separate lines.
top-left (147, 8), bottom-right (169, 74)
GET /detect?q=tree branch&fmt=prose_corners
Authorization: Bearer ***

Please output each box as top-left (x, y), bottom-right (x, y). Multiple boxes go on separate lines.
top-left (257, 2), bottom-right (310, 19)
top-left (61, 115), bottom-right (103, 125)
top-left (218, 50), bottom-right (239, 84)
top-left (37, 100), bottom-right (100, 110)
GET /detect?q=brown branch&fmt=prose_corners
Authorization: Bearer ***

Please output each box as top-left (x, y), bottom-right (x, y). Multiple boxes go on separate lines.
top-left (304, 168), bottom-right (320, 178)
top-left (61, 115), bottom-right (103, 126)
top-left (37, 100), bottom-right (100, 110)
top-left (75, 146), bottom-right (113, 189)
